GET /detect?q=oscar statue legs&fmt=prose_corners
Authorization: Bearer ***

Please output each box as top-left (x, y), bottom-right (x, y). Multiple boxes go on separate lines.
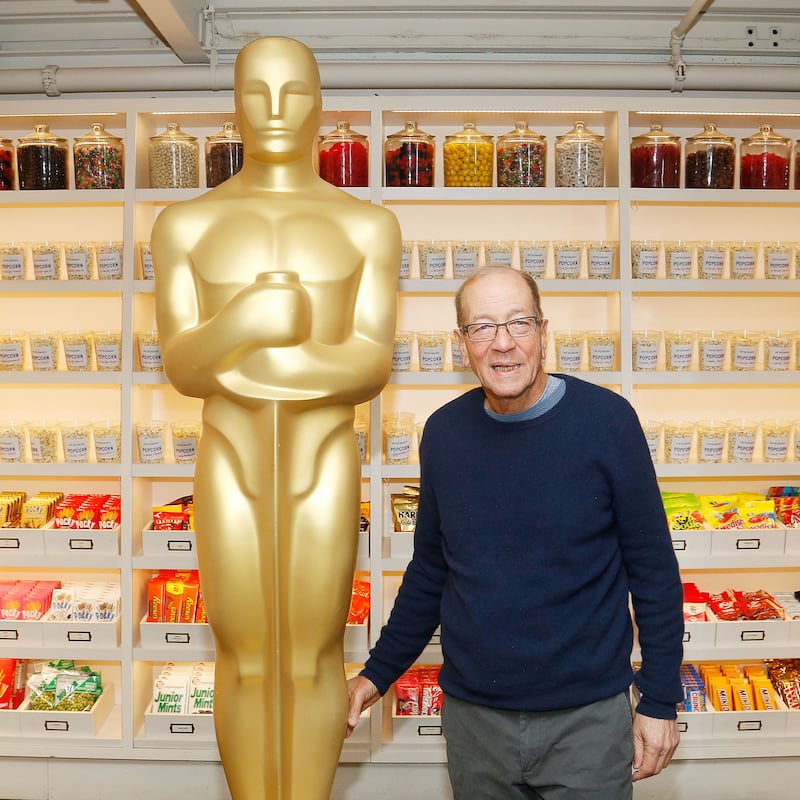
top-left (194, 402), bottom-right (360, 799)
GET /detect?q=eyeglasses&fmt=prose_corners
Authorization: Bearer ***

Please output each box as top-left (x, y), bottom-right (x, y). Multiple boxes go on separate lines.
top-left (461, 316), bottom-right (542, 343)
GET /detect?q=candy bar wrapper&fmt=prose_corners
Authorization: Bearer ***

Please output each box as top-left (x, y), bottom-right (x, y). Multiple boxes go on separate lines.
top-left (395, 672), bottom-right (421, 716)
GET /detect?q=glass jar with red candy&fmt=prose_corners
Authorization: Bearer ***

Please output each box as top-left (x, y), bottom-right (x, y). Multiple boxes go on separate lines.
top-left (739, 124), bottom-right (790, 189)
top-left (384, 121), bottom-right (435, 187)
top-left (0, 137), bottom-right (14, 190)
top-left (318, 121), bottom-right (368, 188)
top-left (630, 125), bottom-right (680, 188)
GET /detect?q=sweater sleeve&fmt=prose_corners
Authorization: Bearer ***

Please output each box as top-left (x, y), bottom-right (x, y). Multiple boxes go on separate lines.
top-left (360, 459), bottom-right (447, 695)
top-left (610, 405), bottom-right (684, 719)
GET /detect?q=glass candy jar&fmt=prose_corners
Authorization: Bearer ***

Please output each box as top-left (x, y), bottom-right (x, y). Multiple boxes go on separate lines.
top-left (0, 137), bottom-right (15, 190)
top-left (148, 122), bottom-right (199, 188)
top-left (630, 125), bottom-right (680, 188)
top-left (17, 124), bottom-right (69, 190)
top-left (384, 121), bottom-right (435, 187)
top-left (684, 123), bottom-right (735, 189)
top-left (205, 122), bottom-right (243, 188)
top-left (318, 121), bottom-right (368, 187)
top-left (739, 124), bottom-right (790, 189)
top-left (73, 123), bottom-right (124, 189)
top-left (496, 121), bottom-right (546, 187)
top-left (555, 121), bottom-right (605, 187)
top-left (443, 123), bottom-right (494, 187)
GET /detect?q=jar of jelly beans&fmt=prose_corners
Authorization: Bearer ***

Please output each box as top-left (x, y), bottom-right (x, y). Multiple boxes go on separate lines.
top-left (443, 123), bottom-right (494, 187)
top-left (384, 121), bottom-right (435, 187)
top-left (684, 123), bottom-right (734, 189)
top-left (0, 137), bottom-right (15, 190)
top-left (17, 124), bottom-right (69, 190)
top-left (555, 121), bottom-right (605, 187)
top-left (318, 121), bottom-right (368, 187)
top-left (73, 123), bottom-right (124, 189)
top-left (630, 125), bottom-right (680, 188)
top-left (739, 124), bottom-right (790, 189)
top-left (205, 122), bottom-right (243, 188)
top-left (496, 121), bottom-right (546, 187)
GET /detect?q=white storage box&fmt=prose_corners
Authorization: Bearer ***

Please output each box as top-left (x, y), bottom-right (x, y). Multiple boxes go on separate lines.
top-left (670, 530), bottom-right (711, 558)
top-left (713, 619), bottom-right (790, 649)
top-left (784, 529), bottom-right (800, 555)
top-left (18, 683), bottom-right (113, 737)
top-left (709, 528), bottom-right (786, 557)
top-left (682, 621), bottom-right (716, 649)
top-left (357, 530), bottom-right (369, 559)
top-left (344, 623), bottom-right (368, 652)
top-left (44, 526), bottom-right (120, 556)
top-left (139, 614), bottom-right (214, 650)
top-left (0, 618), bottom-right (43, 647)
top-left (785, 708), bottom-right (800, 736)
top-left (0, 526), bottom-right (46, 556)
top-left (0, 708), bottom-right (21, 736)
top-left (389, 532), bottom-right (414, 560)
top-left (391, 713), bottom-right (443, 741)
top-left (143, 704), bottom-right (216, 741)
top-left (710, 706), bottom-right (787, 738)
top-left (676, 710), bottom-right (714, 740)
top-left (41, 614), bottom-right (120, 648)
top-left (788, 620), bottom-right (800, 644)
top-left (142, 524), bottom-right (196, 556)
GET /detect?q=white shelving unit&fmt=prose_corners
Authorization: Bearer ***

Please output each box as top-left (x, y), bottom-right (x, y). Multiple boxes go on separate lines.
top-left (1, 92), bottom-right (799, 781)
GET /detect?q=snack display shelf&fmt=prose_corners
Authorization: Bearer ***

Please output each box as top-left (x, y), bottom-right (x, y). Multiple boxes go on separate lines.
top-left (3, 93), bottom-right (800, 773)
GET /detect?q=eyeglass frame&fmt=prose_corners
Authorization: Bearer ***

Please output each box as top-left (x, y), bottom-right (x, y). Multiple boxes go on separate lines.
top-left (460, 316), bottom-right (544, 343)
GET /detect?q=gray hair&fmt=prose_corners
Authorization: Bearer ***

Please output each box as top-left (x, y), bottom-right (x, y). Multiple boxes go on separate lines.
top-left (455, 265), bottom-right (544, 328)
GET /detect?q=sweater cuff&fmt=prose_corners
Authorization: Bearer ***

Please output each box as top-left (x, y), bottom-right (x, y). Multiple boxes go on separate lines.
top-left (358, 666), bottom-right (392, 698)
top-left (635, 694), bottom-right (678, 720)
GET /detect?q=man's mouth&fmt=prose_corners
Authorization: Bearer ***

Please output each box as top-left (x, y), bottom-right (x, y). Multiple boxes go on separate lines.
top-left (492, 364), bottom-right (518, 373)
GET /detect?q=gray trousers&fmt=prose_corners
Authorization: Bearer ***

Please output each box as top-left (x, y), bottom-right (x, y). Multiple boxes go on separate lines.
top-left (442, 691), bottom-right (634, 800)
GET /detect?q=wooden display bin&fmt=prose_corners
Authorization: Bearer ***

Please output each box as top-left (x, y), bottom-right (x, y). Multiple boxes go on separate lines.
top-left (712, 619), bottom-right (790, 649)
top-left (682, 621), bottom-right (716, 648)
top-left (143, 705), bottom-right (216, 742)
top-left (389, 532), bottom-right (414, 559)
top-left (0, 708), bottom-right (21, 736)
top-left (670, 530), bottom-right (711, 558)
top-left (0, 618), bottom-right (43, 647)
top-left (44, 526), bottom-right (120, 557)
top-left (141, 523), bottom-right (196, 556)
top-left (709, 528), bottom-right (786, 558)
top-left (0, 526), bottom-right (47, 556)
top-left (42, 614), bottom-right (120, 648)
top-left (710, 705), bottom-right (787, 738)
top-left (139, 614), bottom-right (214, 650)
top-left (676, 709), bottom-right (714, 740)
top-left (18, 684), bottom-right (114, 737)
top-left (391, 712), bottom-right (443, 741)
top-left (344, 623), bottom-right (368, 652)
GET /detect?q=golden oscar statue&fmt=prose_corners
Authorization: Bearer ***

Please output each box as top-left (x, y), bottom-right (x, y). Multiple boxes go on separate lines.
top-left (151, 37), bottom-right (401, 800)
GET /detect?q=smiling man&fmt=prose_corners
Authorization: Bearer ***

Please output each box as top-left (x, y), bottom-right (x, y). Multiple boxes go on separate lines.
top-left (347, 265), bottom-right (684, 799)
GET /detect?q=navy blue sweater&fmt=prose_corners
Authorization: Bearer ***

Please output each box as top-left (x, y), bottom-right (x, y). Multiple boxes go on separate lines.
top-left (362, 375), bottom-right (684, 719)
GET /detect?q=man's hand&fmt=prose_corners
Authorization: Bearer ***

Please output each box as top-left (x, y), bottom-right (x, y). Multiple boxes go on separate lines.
top-left (346, 676), bottom-right (381, 738)
top-left (631, 713), bottom-right (680, 781)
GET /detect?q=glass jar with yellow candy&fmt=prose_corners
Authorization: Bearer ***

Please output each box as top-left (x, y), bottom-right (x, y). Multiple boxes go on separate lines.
top-left (443, 123), bottom-right (494, 187)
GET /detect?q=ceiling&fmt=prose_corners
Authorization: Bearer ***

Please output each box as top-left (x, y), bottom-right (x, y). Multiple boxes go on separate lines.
top-left (1, 1), bottom-right (800, 94)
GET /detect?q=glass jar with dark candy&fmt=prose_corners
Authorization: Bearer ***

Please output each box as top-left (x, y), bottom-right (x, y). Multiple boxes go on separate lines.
top-left (0, 137), bottom-right (14, 190)
top-left (384, 121), bottom-right (435, 187)
top-left (17, 124), bottom-right (69, 190)
top-left (205, 122), bottom-right (243, 187)
top-left (73, 123), bottom-right (125, 189)
top-left (739, 124), bottom-right (790, 189)
top-left (684, 123), bottom-right (735, 189)
top-left (630, 125), bottom-right (680, 188)
top-left (318, 121), bottom-right (368, 187)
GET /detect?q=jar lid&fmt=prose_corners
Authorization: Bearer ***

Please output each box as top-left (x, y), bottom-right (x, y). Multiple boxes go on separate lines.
top-left (497, 121), bottom-right (545, 144)
top-left (18, 123), bottom-right (67, 147)
top-left (631, 124), bottom-right (680, 147)
top-left (319, 120), bottom-right (367, 144)
top-left (741, 123), bottom-right (790, 147)
top-left (385, 120), bottom-right (434, 144)
top-left (205, 122), bottom-right (241, 144)
top-left (0, 137), bottom-right (13, 148)
top-left (74, 122), bottom-right (123, 146)
top-left (556, 120), bottom-right (604, 142)
top-left (444, 122), bottom-right (493, 143)
top-left (686, 123), bottom-right (734, 145)
top-left (149, 122), bottom-right (197, 143)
